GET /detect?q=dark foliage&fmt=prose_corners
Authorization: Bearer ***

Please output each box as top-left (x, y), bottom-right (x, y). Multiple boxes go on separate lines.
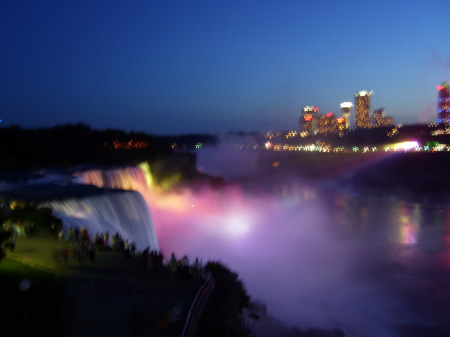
top-left (0, 199), bottom-right (14, 261)
top-left (196, 261), bottom-right (251, 337)
top-left (0, 124), bottom-right (220, 171)
top-left (6, 203), bottom-right (62, 238)
top-left (0, 124), bottom-right (223, 190)
top-left (0, 228), bottom-right (14, 260)
top-left (0, 123), bottom-right (170, 171)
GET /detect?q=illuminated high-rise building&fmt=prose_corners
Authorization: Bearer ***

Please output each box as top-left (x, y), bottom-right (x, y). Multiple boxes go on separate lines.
top-left (437, 81), bottom-right (450, 123)
top-left (300, 106), bottom-right (319, 135)
top-left (317, 112), bottom-right (337, 134)
top-left (373, 108), bottom-right (394, 127)
top-left (336, 117), bottom-right (346, 136)
top-left (340, 102), bottom-right (353, 129)
top-left (354, 90), bottom-right (372, 128)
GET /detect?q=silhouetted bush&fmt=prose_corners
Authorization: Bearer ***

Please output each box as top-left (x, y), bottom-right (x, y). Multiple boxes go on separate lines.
top-left (196, 261), bottom-right (251, 337)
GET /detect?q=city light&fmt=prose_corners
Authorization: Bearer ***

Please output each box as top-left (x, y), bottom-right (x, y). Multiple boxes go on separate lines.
top-left (340, 102), bottom-right (353, 108)
top-left (354, 90), bottom-right (373, 129)
top-left (437, 81), bottom-right (450, 123)
top-left (255, 138), bottom-right (450, 154)
top-left (388, 141), bottom-right (419, 151)
top-left (356, 90), bottom-right (373, 97)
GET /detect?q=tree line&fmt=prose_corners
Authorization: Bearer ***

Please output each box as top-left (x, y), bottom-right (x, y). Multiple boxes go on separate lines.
top-left (0, 123), bottom-right (217, 172)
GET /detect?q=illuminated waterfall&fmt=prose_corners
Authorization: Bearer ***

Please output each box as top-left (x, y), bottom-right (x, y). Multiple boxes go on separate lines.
top-left (76, 163), bottom-right (198, 215)
top-left (78, 163), bottom-right (152, 192)
top-left (43, 190), bottom-right (159, 251)
top-left (76, 163), bottom-right (172, 210)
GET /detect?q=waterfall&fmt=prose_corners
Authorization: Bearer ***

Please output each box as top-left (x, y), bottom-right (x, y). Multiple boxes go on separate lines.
top-left (43, 190), bottom-right (159, 251)
top-left (76, 163), bottom-right (154, 200)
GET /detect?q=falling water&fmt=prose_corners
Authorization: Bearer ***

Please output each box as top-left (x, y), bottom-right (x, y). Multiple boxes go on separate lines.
top-left (43, 190), bottom-right (159, 251)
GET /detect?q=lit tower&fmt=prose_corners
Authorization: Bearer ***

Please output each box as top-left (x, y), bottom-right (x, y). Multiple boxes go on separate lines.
top-left (437, 81), bottom-right (450, 123)
top-left (354, 90), bottom-right (372, 128)
top-left (340, 102), bottom-right (353, 129)
top-left (300, 106), bottom-right (319, 135)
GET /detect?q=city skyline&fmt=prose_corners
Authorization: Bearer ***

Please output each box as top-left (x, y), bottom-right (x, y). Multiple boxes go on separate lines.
top-left (1, 1), bottom-right (450, 135)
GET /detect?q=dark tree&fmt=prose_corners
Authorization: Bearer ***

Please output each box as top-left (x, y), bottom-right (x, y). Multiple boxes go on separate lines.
top-left (196, 261), bottom-right (251, 337)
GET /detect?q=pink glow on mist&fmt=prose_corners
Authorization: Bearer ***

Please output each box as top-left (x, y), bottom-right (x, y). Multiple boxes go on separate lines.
top-left (76, 163), bottom-right (415, 336)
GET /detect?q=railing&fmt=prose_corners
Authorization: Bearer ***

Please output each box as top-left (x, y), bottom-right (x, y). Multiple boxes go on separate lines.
top-left (180, 272), bottom-right (215, 337)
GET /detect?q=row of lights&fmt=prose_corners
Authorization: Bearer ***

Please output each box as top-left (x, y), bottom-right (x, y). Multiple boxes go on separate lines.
top-left (264, 141), bottom-right (450, 153)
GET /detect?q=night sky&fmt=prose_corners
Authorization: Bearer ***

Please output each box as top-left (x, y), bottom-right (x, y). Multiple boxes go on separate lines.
top-left (2, 0), bottom-right (450, 135)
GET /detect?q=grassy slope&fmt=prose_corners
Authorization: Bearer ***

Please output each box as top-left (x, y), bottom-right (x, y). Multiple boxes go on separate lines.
top-left (0, 236), bottom-right (202, 337)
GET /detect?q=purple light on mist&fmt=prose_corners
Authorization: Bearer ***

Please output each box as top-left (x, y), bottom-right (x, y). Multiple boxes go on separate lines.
top-left (147, 181), bottom-right (411, 336)
top-left (75, 145), bottom-right (419, 336)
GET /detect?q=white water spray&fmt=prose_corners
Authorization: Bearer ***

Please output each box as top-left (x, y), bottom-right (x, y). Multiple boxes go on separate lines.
top-left (44, 191), bottom-right (159, 251)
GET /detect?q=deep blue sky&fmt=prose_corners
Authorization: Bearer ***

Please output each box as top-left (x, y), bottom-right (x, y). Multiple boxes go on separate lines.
top-left (1, 0), bottom-right (450, 135)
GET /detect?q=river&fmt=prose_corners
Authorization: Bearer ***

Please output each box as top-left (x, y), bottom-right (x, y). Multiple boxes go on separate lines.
top-left (149, 148), bottom-right (450, 337)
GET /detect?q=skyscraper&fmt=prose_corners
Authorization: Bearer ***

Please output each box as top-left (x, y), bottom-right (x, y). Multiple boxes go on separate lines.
top-left (437, 81), bottom-right (450, 123)
top-left (340, 102), bottom-right (353, 129)
top-left (317, 112), bottom-right (337, 134)
top-left (354, 90), bottom-right (372, 129)
top-left (373, 108), bottom-right (394, 127)
top-left (300, 106), bottom-right (319, 135)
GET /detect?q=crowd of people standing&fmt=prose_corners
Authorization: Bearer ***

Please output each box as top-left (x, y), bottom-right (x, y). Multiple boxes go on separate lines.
top-left (54, 226), bottom-right (206, 281)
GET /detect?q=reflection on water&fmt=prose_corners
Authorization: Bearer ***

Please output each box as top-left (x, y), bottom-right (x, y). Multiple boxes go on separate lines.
top-left (323, 188), bottom-right (450, 336)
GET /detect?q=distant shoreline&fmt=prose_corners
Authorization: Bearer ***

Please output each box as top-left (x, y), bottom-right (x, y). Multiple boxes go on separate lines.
top-left (255, 151), bottom-right (450, 201)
